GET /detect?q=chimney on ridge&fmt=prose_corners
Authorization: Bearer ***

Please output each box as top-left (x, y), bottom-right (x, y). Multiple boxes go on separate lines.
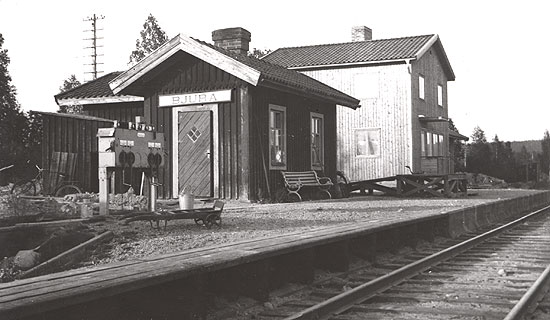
top-left (352, 26), bottom-right (372, 42)
top-left (212, 27), bottom-right (251, 55)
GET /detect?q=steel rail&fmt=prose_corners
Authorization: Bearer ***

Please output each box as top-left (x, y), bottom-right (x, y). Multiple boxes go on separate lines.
top-left (504, 264), bottom-right (550, 320)
top-left (284, 204), bottom-right (550, 320)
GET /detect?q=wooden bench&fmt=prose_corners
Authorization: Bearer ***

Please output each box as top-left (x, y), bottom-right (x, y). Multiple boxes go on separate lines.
top-left (281, 171), bottom-right (333, 201)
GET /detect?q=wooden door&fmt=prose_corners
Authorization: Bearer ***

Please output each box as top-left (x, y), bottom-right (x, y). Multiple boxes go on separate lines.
top-left (178, 111), bottom-right (212, 197)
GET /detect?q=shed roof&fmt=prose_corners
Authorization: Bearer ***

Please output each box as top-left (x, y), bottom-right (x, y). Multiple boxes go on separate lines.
top-left (262, 34), bottom-right (455, 81)
top-left (54, 72), bottom-right (143, 106)
top-left (109, 34), bottom-right (360, 109)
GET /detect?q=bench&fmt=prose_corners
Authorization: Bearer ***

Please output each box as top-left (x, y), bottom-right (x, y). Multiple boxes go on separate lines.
top-left (281, 171), bottom-right (333, 201)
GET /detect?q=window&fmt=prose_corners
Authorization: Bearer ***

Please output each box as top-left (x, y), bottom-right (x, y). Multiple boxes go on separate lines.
top-left (310, 113), bottom-right (324, 169)
top-left (355, 128), bottom-right (380, 157)
top-left (421, 130), bottom-right (427, 156)
top-left (437, 84), bottom-right (443, 107)
top-left (421, 131), bottom-right (444, 157)
top-left (269, 105), bottom-right (287, 169)
top-left (426, 132), bottom-right (433, 156)
top-left (419, 75), bottom-right (425, 100)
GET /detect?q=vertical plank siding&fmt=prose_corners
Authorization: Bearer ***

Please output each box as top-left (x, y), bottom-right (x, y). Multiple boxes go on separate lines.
top-left (411, 49), bottom-right (450, 174)
top-left (150, 54), bottom-right (244, 199)
top-left (84, 101), bottom-right (143, 123)
top-left (303, 64), bottom-right (411, 181)
top-left (248, 87), bottom-right (337, 201)
top-left (40, 113), bottom-right (113, 193)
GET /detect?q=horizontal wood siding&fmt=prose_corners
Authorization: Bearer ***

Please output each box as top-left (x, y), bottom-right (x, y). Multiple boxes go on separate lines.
top-left (248, 87), bottom-right (337, 201)
top-left (41, 114), bottom-right (113, 193)
top-left (146, 53), bottom-right (245, 199)
top-left (84, 101), bottom-right (143, 123)
top-left (303, 64), bottom-right (411, 181)
top-left (411, 49), bottom-right (450, 174)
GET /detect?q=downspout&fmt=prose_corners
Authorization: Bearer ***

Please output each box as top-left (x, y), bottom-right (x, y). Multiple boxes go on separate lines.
top-left (405, 59), bottom-right (415, 172)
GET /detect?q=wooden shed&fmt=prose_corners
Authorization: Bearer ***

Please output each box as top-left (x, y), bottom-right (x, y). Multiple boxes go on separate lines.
top-left (36, 112), bottom-right (114, 193)
top-left (264, 27), bottom-right (466, 182)
top-left (100, 28), bottom-right (361, 201)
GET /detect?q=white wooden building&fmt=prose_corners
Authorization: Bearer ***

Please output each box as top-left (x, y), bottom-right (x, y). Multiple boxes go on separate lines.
top-left (263, 27), bottom-right (466, 182)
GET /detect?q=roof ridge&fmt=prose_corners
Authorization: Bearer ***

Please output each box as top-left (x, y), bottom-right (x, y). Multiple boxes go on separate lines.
top-left (272, 34), bottom-right (435, 51)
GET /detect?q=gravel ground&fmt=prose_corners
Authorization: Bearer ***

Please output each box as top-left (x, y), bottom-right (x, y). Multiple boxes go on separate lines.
top-left (82, 189), bottom-right (544, 267)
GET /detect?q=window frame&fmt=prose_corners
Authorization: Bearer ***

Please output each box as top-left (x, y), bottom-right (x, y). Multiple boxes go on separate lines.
top-left (310, 112), bottom-right (324, 170)
top-left (419, 74), bottom-right (425, 100)
top-left (421, 130), bottom-right (445, 157)
top-left (355, 127), bottom-right (381, 158)
top-left (268, 104), bottom-right (287, 170)
top-left (437, 84), bottom-right (443, 107)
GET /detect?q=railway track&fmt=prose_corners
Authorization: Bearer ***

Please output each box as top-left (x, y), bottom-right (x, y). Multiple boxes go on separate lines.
top-left (236, 206), bottom-right (550, 320)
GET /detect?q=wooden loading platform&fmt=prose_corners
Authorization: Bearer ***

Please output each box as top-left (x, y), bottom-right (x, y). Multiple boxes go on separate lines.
top-left (1, 191), bottom-right (549, 320)
top-left (348, 173), bottom-right (468, 198)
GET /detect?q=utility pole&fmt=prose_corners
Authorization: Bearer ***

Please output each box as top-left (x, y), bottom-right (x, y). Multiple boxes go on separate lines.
top-left (83, 14), bottom-right (105, 81)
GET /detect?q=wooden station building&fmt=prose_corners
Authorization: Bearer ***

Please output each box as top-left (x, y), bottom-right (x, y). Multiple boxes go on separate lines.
top-left (54, 27), bottom-right (360, 202)
top-left (263, 26), bottom-right (467, 182)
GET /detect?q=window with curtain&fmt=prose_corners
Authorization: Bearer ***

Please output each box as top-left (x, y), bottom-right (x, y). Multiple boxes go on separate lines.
top-left (311, 112), bottom-right (324, 169)
top-left (269, 105), bottom-right (287, 169)
top-left (355, 128), bottom-right (381, 157)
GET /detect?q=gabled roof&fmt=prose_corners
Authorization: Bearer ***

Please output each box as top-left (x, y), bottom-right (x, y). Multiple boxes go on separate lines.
top-left (109, 34), bottom-right (360, 109)
top-left (262, 34), bottom-right (455, 81)
top-left (54, 72), bottom-right (143, 106)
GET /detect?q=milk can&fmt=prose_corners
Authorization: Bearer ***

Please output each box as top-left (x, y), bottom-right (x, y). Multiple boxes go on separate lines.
top-left (179, 188), bottom-right (194, 210)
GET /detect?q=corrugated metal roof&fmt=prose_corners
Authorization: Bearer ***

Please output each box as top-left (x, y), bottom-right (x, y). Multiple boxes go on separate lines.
top-left (262, 35), bottom-right (435, 68)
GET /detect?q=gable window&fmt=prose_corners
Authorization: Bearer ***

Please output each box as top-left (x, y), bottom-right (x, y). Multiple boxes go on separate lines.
top-left (355, 128), bottom-right (380, 157)
top-left (269, 104), bottom-right (287, 170)
top-left (437, 84), bottom-right (443, 107)
top-left (310, 113), bottom-right (324, 170)
top-left (419, 74), bottom-right (425, 100)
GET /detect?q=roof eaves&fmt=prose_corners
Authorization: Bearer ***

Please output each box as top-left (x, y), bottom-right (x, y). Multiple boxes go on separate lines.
top-left (287, 58), bottom-right (412, 71)
top-left (109, 34), bottom-right (262, 95)
top-left (56, 96), bottom-right (144, 107)
top-left (259, 77), bottom-right (360, 109)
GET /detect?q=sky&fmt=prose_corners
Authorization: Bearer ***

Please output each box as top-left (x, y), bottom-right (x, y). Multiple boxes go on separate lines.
top-left (0, 0), bottom-right (548, 142)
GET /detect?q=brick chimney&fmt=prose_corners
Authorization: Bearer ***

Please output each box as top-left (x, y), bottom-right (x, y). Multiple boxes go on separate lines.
top-left (352, 26), bottom-right (372, 42)
top-left (212, 27), bottom-right (251, 55)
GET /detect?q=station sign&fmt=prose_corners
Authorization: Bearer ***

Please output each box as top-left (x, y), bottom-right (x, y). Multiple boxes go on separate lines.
top-left (159, 89), bottom-right (232, 107)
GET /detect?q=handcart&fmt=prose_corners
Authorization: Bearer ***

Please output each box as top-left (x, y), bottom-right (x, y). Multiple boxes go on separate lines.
top-left (123, 200), bottom-right (224, 230)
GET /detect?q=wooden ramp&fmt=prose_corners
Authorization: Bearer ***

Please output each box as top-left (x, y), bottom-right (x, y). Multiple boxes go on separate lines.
top-left (349, 173), bottom-right (468, 198)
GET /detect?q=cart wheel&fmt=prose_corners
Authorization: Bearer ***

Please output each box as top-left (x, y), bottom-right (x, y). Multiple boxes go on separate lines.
top-left (11, 180), bottom-right (37, 196)
top-left (194, 218), bottom-right (204, 226)
top-left (205, 214), bottom-right (221, 229)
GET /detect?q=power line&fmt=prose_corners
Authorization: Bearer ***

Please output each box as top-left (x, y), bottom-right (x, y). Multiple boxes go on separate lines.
top-left (83, 14), bottom-right (105, 81)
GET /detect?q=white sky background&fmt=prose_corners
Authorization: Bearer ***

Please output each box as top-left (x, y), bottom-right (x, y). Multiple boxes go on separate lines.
top-left (0, 0), bottom-right (548, 142)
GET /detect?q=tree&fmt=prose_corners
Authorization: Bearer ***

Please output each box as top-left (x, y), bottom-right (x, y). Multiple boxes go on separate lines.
top-left (448, 119), bottom-right (466, 171)
top-left (541, 130), bottom-right (550, 177)
top-left (129, 14), bottom-right (168, 65)
top-left (59, 74), bottom-right (81, 93)
top-left (466, 126), bottom-right (492, 175)
top-left (0, 33), bottom-right (39, 181)
top-left (58, 74), bottom-right (83, 114)
top-left (249, 48), bottom-right (272, 59)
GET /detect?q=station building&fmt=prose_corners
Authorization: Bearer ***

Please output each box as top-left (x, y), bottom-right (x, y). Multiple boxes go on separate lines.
top-left (53, 27), bottom-right (360, 201)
